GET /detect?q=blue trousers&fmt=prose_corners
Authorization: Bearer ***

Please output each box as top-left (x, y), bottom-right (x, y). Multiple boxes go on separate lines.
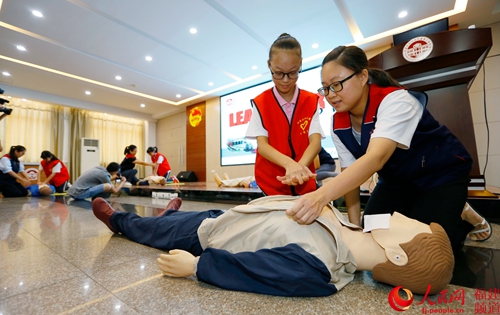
top-left (110, 209), bottom-right (224, 255)
top-left (121, 169), bottom-right (139, 185)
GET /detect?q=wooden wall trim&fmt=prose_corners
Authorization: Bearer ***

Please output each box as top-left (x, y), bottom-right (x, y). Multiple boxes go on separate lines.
top-left (186, 102), bottom-right (207, 181)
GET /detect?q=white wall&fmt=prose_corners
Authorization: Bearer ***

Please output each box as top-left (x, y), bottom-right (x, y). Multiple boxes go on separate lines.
top-left (156, 112), bottom-right (186, 177)
top-left (469, 22), bottom-right (500, 188)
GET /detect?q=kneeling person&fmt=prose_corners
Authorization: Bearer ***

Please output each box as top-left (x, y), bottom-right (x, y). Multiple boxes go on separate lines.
top-left (68, 162), bottom-right (126, 200)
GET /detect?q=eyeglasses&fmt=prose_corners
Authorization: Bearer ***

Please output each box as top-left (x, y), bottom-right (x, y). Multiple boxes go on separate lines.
top-left (270, 68), bottom-right (301, 80)
top-left (317, 71), bottom-right (359, 96)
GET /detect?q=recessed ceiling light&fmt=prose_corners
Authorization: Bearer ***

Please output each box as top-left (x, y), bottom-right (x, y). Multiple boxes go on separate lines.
top-left (208, 82), bottom-right (213, 86)
top-left (312, 43), bottom-right (319, 49)
top-left (22, 98), bottom-right (27, 102)
top-left (85, 91), bottom-right (91, 95)
top-left (2, 72), bottom-right (10, 76)
top-left (145, 56), bottom-right (152, 61)
top-left (32, 10), bottom-right (43, 17)
top-left (115, 75), bottom-right (122, 80)
top-left (176, 94), bottom-right (181, 98)
top-left (140, 103), bottom-right (145, 108)
top-left (16, 45), bottom-right (26, 51)
top-left (398, 11), bottom-right (407, 18)
top-left (189, 28), bottom-right (197, 34)
top-left (252, 65), bottom-right (257, 70)
top-left (104, 113), bottom-right (107, 115)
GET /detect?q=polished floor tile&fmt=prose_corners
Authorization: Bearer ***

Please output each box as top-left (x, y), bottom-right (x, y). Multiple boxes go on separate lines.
top-left (0, 194), bottom-right (498, 315)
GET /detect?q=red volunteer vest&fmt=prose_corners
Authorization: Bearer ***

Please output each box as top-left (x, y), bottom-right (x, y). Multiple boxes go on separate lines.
top-left (41, 159), bottom-right (70, 187)
top-left (151, 153), bottom-right (171, 177)
top-left (252, 88), bottom-right (318, 196)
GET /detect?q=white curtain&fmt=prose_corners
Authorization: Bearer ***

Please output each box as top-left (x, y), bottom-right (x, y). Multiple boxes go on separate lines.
top-left (0, 97), bottom-right (146, 181)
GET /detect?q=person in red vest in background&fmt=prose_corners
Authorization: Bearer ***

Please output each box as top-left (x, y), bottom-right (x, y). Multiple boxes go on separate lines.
top-left (245, 33), bottom-right (324, 196)
top-left (147, 146), bottom-right (171, 178)
top-left (39, 151), bottom-right (70, 193)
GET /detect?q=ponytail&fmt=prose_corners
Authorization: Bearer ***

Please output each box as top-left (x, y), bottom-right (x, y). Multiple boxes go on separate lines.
top-left (367, 68), bottom-right (403, 88)
top-left (9, 145), bottom-right (26, 162)
top-left (124, 144), bottom-right (137, 155)
top-left (269, 33), bottom-right (302, 61)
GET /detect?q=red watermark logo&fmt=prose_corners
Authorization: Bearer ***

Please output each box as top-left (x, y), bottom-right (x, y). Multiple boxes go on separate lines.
top-left (388, 285), bottom-right (467, 313)
top-left (389, 286), bottom-right (414, 311)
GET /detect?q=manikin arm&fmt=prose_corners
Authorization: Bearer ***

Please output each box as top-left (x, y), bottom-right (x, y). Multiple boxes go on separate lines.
top-left (157, 244), bottom-right (337, 297)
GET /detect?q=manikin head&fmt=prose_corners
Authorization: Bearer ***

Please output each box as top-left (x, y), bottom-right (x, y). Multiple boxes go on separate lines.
top-left (38, 184), bottom-right (54, 196)
top-left (370, 213), bottom-right (454, 295)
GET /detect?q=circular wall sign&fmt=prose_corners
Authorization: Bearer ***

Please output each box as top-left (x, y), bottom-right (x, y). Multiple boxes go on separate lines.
top-left (402, 36), bottom-right (433, 62)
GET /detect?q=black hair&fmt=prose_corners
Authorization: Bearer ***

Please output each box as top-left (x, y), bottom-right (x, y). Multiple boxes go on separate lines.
top-left (40, 150), bottom-right (59, 161)
top-left (124, 145), bottom-right (137, 155)
top-left (268, 33), bottom-right (302, 61)
top-left (146, 146), bottom-right (158, 154)
top-left (8, 145), bottom-right (26, 162)
top-left (322, 45), bottom-right (403, 88)
top-left (106, 162), bottom-right (120, 173)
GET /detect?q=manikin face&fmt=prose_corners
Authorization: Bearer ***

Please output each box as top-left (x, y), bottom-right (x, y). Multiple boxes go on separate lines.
top-left (320, 62), bottom-right (367, 114)
top-left (370, 212), bottom-right (432, 266)
top-left (268, 50), bottom-right (301, 98)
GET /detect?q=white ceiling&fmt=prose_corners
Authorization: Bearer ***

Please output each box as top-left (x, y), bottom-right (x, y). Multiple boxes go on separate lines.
top-left (1, 0), bottom-right (500, 121)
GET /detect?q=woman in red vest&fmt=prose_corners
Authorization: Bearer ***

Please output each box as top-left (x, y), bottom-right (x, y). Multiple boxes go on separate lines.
top-left (146, 146), bottom-right (171, 178)
top-left (245, 33), bottom-right (324, 196)
top-left (39, 151), bottom-right (70, 193)
top-left (287, 45), bottom-right (491, 249)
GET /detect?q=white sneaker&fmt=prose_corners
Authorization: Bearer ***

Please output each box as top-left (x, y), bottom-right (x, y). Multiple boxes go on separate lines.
top-left (123, 182), bottom-right (132, 188)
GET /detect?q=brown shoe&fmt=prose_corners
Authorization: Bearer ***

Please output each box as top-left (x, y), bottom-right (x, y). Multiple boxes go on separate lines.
top-left (92, 197), bottom-right (118, 233)
top-left (157, 197), bottom-right (183, 216)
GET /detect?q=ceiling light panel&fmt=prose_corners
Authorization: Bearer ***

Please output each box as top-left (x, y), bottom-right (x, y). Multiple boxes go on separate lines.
top-left (346, 0), bottom-right (456, 38)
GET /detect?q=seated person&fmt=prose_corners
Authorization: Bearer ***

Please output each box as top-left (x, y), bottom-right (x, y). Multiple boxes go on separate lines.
top-left (26, 183), bottom-right (55, 197)
top-left (67, 162), bottom-right (126, 200)
top-left (213, 173), bottom-right (257, 188)
top-left (92, 195), bottom-right (454, 297)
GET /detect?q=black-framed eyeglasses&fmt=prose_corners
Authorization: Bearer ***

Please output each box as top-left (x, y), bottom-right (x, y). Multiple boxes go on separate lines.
top-left (270, 68), bottom-right (301, 80)
top-left (317, 71), bottom-right (359, 96)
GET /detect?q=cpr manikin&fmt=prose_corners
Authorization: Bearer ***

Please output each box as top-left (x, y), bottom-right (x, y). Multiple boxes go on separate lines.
top-left (93, 196), bottom-right (454, 296)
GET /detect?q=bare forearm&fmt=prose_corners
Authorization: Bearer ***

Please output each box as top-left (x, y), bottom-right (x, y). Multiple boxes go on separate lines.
top-left (344, 188), bottom-right (361, 226)
top-left (44, 173), bottom-right (56, 184)
top-left (297, 134), bottom-right (321, 167)
top-left (314, 156), bottom-right (381, 208)
top-left (20, 171), bottom-right (30, 181)
top-left (256, 138), bottom-right (293, 168)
